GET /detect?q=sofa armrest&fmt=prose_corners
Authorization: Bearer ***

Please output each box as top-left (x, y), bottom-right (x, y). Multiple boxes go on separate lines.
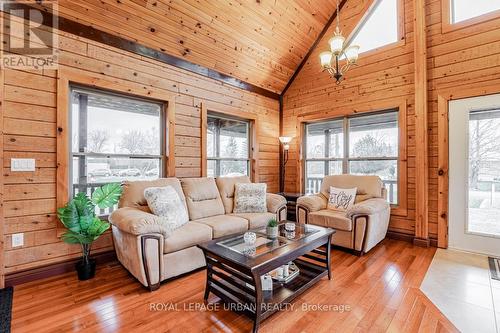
top-left (346, 198), bottom-right (389, 219)
top-left (109, 207), bottom-right (172, 239)
top-left (266, 193), bottom-right (286, 213)
top-left (296, 194), bottom-right (327, 213)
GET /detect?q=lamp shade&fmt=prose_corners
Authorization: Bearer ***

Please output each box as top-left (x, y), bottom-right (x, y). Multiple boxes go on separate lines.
top-left (319, 51), bottom-right (332, 68)
top-left (345, 45), bottom-right (360, 63)
top-left (279, 136), bottom-right (292, 144)
top-left (329, 35), bottom-right (345, 55)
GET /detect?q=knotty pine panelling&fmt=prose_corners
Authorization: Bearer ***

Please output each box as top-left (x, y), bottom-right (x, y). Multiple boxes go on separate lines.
top-left (427, 0), bottom-right (500, 242)
top-left (283, 0), bottom-right (500, 241)
top-left (35, 0), bottom-right (341, 93)
top-left (1, 18), bottom-right (279, 274)
top-left (283, 0), bottom-right (417, 238)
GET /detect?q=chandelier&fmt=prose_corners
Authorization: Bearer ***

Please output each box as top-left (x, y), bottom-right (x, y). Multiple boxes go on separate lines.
top-left (319, 0), bottom-right (360, 83)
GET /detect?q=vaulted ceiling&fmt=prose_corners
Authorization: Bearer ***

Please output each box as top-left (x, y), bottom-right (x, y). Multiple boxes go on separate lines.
top-left (49, 0), bottom-right (340, 93)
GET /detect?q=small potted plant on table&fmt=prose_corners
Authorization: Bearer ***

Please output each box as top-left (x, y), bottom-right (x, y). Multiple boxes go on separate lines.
top-left (57, 183), bottom-right (122, 280)
top-left (267, 218), bottom-right (279, 238)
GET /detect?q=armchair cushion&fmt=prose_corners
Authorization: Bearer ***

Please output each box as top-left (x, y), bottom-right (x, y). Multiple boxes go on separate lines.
top-left (327, 186), bottom-right (357, 212)
top-left (309, 210), bottom-right (352, 231)
top-left (266, 193), bottom-right (286, 214)
top-left (346, 198), bottom-right (390, 219)
top-left (109, 207), bottom-right (178, 239)
top-left (319, 175), bottom-right (383, 203)
top-left (297, 194), bottom-right (327, 212)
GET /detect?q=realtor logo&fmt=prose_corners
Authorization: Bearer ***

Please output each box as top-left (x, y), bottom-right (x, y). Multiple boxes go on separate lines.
top-left (1, 1), bottom-right (58, 69)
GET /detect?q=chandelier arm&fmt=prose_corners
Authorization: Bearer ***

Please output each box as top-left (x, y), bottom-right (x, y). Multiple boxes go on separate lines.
top-left (340, 62), bottom-right (351, 74)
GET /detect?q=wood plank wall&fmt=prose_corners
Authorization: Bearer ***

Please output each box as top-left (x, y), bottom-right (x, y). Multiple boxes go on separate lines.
top-left (0, 14), bottom-right (279, 278)
top-left (282, 0), bottom-right (500, 242)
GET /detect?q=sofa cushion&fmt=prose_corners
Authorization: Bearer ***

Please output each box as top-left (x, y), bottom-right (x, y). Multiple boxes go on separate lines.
top-left (216, 176), bottom-right (251, 214)
top-left (309, 209), bottom-right (352, 231)
top-left (163, 222), bottom-right (213, 254)
top-left (233, 183), bottom-right (267, 213)
top-left (192, 215), bottom-right (248, 238)
top-left (144, 186), bottom-right (189, 229)
top-left (181, 178), bottom-right (225, 220)
top-left (232, 212), bottom-right (275, 229)
top-left (319, 175), bottom-right (383, 204)
top-left (119, 178), bottom-right (185, 211)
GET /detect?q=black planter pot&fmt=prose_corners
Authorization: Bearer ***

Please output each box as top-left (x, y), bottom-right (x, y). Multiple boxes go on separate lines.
top-left (75, 258), bottom-right (96, 281)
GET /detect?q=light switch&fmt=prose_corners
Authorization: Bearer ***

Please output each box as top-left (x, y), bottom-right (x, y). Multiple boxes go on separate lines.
top-left (12, 233), bottom-right (24, 247)
top-left (11, 158), bottom-right (36, 171)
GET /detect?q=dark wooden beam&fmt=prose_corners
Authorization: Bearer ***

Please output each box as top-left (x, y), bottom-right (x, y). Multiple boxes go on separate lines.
top-left (2, 3), bottom-right (280, 100)
top-left (281, 0), bottom-right (348, 96)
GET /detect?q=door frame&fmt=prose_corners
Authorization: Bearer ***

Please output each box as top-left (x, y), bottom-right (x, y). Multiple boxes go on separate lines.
top-left (437, 82), bottom-right (500, 248)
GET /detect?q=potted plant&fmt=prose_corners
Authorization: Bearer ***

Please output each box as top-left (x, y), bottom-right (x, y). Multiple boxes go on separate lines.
top-left (57, 183), bottom-right (123, 281)
top-left (266, 218), bottom-right (279, 238)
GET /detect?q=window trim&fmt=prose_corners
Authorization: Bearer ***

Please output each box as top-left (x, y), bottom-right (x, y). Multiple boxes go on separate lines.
top-left (201, 102), bottom-right (259, 181)
top-left (297, 99), bottom-right (408, 217)
top-left (56, 69), bottom-right (176, 230)
top-left (343, 0), bottom-right (406, 59)
top-left (442, 0), bottom-right (500, 33)
top-left (68, 85), bottom-right (166, 201)
top-left (206, 113), bottom-right (251, 178)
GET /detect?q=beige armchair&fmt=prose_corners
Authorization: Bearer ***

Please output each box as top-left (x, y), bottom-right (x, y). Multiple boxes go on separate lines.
top-left (296, 175), bottom-right (390, 255)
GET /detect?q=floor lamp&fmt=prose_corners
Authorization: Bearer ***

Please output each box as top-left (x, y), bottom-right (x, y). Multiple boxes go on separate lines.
top-left (279, 136), bottom-right (292, 193)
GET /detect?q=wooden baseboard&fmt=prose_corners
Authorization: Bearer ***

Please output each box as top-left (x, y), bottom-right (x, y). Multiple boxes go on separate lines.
top-left (386, 231), bottom-right (437, 248)
top-left (386, 231), bottom-right (414, 243)
top-left (413, 237), bottom-right (431, 248)
top-left (5, 251), bottom-right (117, 287)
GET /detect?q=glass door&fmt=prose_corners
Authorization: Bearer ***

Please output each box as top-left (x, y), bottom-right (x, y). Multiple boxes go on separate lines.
top-left (449, 94), bottom-right (500, 255)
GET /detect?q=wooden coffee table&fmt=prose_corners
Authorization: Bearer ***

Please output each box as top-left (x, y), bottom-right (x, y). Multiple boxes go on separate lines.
top-left (197, 222), bottom-right (334, 333)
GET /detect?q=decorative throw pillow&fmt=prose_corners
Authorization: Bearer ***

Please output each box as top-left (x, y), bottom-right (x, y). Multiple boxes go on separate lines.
top-left (144, 186), bottom-right (189, 229)
top-left (327, 186), bottom-right (357, 212)
top-left (233, 183), bottom-right (267, 213)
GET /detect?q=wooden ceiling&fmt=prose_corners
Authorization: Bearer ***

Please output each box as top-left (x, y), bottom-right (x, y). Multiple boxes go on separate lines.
top-left (49, 0), bottom-right (340, 93)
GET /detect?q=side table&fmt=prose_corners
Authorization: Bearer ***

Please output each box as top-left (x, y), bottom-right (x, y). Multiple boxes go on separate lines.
top-left (277, 192), bottom-right (304, 222)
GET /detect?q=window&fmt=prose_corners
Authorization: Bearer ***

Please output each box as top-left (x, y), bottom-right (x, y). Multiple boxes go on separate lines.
top-left (467, 108), bottom-right (500, 236)
top-left (305, 110), bottom-right (399, 204)
top-left (451, 0), bottom-right (500, 24)
top-left (207, 114), bottom-right (250, 177)
top-left (347, 0), bottom-right (399, 55)
top-left (71, 87), bottom-right (164, 213)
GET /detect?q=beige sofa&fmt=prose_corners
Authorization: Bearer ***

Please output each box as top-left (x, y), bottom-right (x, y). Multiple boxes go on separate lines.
top-left (296, 175), bottom-right (390, 255)
top-left (109, 176), bottom-right (286, 290)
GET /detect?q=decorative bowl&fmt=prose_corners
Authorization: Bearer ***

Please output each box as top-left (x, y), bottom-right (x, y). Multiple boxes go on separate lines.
top-left (285, 222), bottom-right (296, 231)
top-left (243, 231), bottom-right (257, 245)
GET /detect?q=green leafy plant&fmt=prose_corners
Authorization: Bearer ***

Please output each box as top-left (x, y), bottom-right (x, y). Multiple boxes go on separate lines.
top-left (267, 218), bottom-right (278, 228)
top-left (57, 183), bottom-right (123, 264)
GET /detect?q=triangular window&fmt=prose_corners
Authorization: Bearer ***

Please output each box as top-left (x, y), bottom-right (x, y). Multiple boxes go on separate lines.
top-left (347, 0), bottom-right (400, 55)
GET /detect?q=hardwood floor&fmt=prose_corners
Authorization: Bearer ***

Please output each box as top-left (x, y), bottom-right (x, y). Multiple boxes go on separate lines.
top-left (11, 239), bottom-right (458, 332)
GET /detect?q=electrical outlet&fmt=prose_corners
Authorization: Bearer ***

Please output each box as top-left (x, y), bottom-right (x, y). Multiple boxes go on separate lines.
top-left (11, 158), bottom-right (36, 171)
top-left (12, 233), bottom-right (24, 247)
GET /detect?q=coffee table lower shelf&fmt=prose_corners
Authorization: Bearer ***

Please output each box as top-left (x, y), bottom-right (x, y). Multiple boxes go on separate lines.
top-left (202, 248), bottom-right (331, 333)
